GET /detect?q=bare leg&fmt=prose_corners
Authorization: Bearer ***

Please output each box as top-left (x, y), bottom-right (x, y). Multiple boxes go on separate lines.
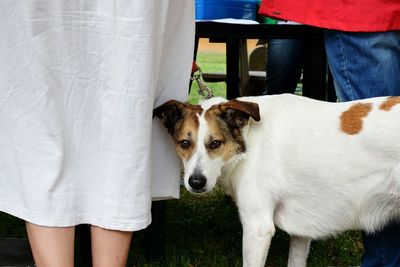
top-left (90, 225), bottom-right (133, 267)
top-left (26, 222), bottom-right (75, 267)
top-left (288, 236), bottom-right (311, 267)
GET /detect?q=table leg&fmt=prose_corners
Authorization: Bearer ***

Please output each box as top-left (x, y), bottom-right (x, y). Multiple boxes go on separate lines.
top-left (144, 201), bottom-right (166, 261)
top-left (302, 38), bottom-right (327, 101)
top-left (226, 38), bottom-right (240, 99)
top-left (239, 39), bottom-right (250, 96)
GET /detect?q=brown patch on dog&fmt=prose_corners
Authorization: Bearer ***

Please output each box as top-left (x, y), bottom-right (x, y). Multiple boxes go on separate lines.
top-left (340, 103), bottom-right (373, 135)
top-left (220, 99), bottom-right (260, 123)
top-left (204, 105), bottom-right (247, 161)
top-left (155, 99), bottom-right (259, 163)
top-left (174, 105), bottom-right (203, 161)
top-left (379, 96), bottom-right (400, 111)
top-left (153, 100), bottom-right (202, 161)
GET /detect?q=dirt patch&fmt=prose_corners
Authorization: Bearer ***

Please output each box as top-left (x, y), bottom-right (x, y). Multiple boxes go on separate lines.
top-left (198, 38), bottom-right (259, 53)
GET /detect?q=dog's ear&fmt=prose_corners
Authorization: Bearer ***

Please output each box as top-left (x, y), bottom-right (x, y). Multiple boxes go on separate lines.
top-left (153, 100), bottom-right (186, 135)
top-left (220, 99), bottom-right (260, 129)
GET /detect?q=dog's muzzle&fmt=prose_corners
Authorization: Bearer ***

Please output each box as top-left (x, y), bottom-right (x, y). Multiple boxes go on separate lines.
top-left (188, 173), bottom-right (207, 193)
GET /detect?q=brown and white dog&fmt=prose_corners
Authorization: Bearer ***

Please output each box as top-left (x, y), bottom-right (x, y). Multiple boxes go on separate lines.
top-left (154, 94), bottom-right (400, 267)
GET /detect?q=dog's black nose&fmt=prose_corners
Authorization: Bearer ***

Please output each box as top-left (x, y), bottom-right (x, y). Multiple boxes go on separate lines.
top-left (188, 174), bottom-right (207, 191)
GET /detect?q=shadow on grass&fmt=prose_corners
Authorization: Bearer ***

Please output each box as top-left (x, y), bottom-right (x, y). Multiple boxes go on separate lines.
top-left (128, 187), bottom-right (362, 267)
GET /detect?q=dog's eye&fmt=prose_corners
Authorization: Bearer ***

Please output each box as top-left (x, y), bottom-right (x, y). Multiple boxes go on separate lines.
top-left (178, 140), bottom-right (191, 149)
top-left (209, 140), bottom-right (222, 150)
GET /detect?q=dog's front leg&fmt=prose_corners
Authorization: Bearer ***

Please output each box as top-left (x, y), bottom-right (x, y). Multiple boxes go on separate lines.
top-left (241, 216), bottom-right (275, 267)
top-left (288, 236), bottom-right (311, 267)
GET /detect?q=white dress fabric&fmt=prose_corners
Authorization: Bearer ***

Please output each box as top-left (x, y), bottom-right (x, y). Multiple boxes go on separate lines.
top-left (0, 0), bottom-right (194, 231)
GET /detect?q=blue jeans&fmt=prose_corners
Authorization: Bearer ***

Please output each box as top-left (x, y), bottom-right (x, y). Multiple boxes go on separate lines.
top-left (263, 39), bottom-right (304, 95)
top-left (324, 30), bottom-right (400, 101)
top-left (325, 30), bottom-right (400, 267)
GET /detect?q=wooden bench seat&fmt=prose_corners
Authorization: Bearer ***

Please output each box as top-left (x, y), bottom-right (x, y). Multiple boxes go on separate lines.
top-left (202, 70), bottom-right (266, 83)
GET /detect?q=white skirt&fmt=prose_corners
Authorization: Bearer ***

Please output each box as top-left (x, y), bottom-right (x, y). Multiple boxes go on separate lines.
top-left (0, 0), bottom-right (195, 231)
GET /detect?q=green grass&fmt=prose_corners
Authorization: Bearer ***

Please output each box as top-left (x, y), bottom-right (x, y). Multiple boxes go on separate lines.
top-left (0, 51), bottom-right (363, 266)
top-left (0, 189), bottom-right (362, 266)
top-left (128, 188), bottom-right (362, 267)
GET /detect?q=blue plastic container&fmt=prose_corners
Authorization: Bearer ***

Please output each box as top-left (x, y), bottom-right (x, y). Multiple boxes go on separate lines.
top-left (195, 0), bottom-right (257, 20)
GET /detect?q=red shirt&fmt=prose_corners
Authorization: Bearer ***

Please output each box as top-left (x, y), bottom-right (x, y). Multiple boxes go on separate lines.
top-left (259, 0), bottom-right (400, 32)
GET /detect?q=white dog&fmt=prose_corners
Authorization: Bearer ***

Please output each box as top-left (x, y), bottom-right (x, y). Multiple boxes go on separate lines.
top-left (154, 94), bottom-right (400, 267)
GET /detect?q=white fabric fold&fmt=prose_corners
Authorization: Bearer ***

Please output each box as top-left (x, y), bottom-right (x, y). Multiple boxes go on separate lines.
top-left (0, 0), bottom-right (194, 231)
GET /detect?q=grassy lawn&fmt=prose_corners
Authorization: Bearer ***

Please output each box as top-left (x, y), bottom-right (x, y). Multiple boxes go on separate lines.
top-left (0, 51), bottom-right (363, 266)
top-left (130, 189), bottom-right (363, 267)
